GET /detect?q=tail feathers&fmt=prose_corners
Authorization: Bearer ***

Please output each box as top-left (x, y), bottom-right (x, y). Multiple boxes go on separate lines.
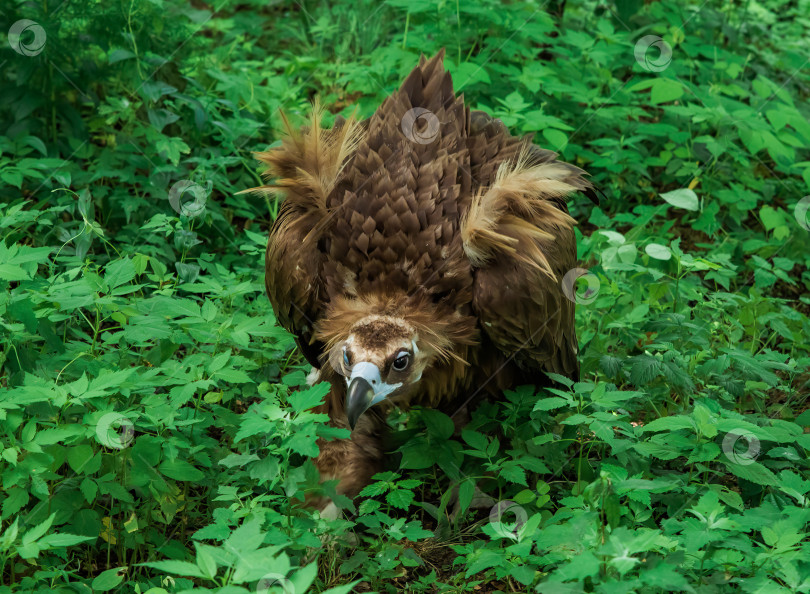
top-left (399, 48), bottom-right (456, 113)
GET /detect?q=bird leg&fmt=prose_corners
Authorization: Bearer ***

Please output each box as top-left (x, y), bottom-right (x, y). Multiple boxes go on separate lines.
top-left (307, 417), bottom-right (386, 513)
top-left (304, 369), bottom-right (387, 513)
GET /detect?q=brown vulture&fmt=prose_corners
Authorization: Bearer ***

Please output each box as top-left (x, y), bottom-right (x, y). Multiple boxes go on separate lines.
top-left (251, 50), bottom-right (596, 512)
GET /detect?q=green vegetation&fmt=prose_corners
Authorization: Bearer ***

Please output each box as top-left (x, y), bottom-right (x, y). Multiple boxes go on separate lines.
top-left (1, 0), bottom-right (809, 591)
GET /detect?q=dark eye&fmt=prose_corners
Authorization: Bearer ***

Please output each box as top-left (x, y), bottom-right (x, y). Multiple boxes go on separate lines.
top-left (343, 349), bottom-right (351, 367)
top-left (392, 353), bottom-right (410, 371)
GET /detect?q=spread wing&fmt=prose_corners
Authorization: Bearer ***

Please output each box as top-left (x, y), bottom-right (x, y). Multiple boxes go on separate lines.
top-left (264, 202), bottom-right (325, 367)
top-left (258, 51), bottom-right (473, 369)
top-left (253, 107), bottom-right (367, 368)
top-left (463, 111), bottom-right (594, 380)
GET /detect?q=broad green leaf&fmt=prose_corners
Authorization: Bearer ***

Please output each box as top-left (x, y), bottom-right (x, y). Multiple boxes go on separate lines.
top-left (21, 513), bottom-right (55, 546)
top-left (641, 415), bottom-right (694, 433)
top-left (91, 567), bottom-right (127, 591)
top-left (104, 257), bottom-right (136, 290)
top-left (645, 243), bottom-right (672, 260)
top-left (660, 188), bottom-right (699, 211)
top-left (141, 560), bottom-right (205, 578)
top-left (725, 462), bottom-right (779, 486)
top-left (287, 382), bottom-right (329, 413)
top-left (650, 78), bottom-right (684, 104)
top-left (386, 489), bottom-right (415, 509)
top-left (159, 459), bottom-right (205, 481)
top-left (533, 397), bottom-right (570, 411)
top-left (41, 533), bottom-right (95, 547)
top-left (543, 128), bottom-right (568, 151)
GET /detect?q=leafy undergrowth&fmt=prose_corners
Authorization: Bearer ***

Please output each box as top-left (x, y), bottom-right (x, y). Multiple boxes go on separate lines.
top-left (1, 0), bottom-right (809, 592)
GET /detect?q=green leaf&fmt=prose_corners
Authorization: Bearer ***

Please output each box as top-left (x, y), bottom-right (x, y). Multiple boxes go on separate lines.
top-left (717, 488), bottom-right (744, 511)
top-left (288, 562), bottom-right (319, 594)
top-left (67, 445), bottom-right (95, 473)
top-left (500, 463), bottom-right (527, 486)
top-left (0, 263), bottom-right (30, 281)
top-left (104, 257), bottom-right (136, 290)
top-left (450, 62), bottom-right (491, 88)
top-left (141, 560), bottom-right (206, 578)
top-left (287, 382), bottom-right (329, 413)
top-left (600, 355), bottom-right (622, 377)
top-left (399, 439), bottom-right (435, 469)
top-left (759, 206), bottom-right (787, 231)
top-left (214, 367), bottom-right (253, 384)
top-left (387, 489), bottom-right (415, 509)
top-left (725, 461), bottom-right (779, 486)
top-left (0, 518), bottom-right (19, 549)
top-left (41, 532), bottom-right (95, 547)
top-left (422, 409), bottom-right (454, 440)
top-left (641, 415), bottom-right (694, 433)
top-left (542, 128), bottom-right (568, 151)
top-left (461, 429), bottom-right (488, 451)
top-left (358, 499), bottom-right (380, 515)
top-left (465, 548), bottom-right (505, 576)
top-left (91, 567), bottom-right (127, 591)
top-left (360, 480), bottom-right (390, 497)
top-left (650, 78), bottom-right (684, 104)
top-left (660, 188), bottom-right (699, 211)
top-left (457, 478), bottom-right (475, 514)
top-left (645, 243), bottom-right (672, 260)
top-left (555, 550), bottom-right (601, 581)
top-left (0, 171), bottom-right (23, 188)
top-left (533, 397), bottom-right (570, 411)
top-left (195, 544), bottom-right (218, 579)
top-left (21, 513), bottom-right (56, 546)
top-left (630, 355), bottom-right (662, 384)
top-left (108, 48), bottom-right (136, 64)
top-left (159, 459), bottom-right (205, 481)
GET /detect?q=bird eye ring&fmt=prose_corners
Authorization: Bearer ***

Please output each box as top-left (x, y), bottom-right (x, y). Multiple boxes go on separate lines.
top-left (392, 353), bottom-right (410, 371)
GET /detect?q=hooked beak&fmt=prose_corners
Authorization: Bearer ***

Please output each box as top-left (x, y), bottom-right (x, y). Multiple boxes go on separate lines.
top-left (346, 376), bottom-right (375, 430)
top-left (345, 362), bottom-right (399, 430)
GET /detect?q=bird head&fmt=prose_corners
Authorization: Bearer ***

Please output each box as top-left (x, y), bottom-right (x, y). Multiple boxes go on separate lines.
top-left (315, 294), bottom-right (478, 429)
top-left (334, 315), bottom-right (427, 429)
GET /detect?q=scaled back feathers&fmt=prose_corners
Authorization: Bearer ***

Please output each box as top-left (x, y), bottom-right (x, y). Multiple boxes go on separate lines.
top-left (259, 49), bottom-right (594, 382)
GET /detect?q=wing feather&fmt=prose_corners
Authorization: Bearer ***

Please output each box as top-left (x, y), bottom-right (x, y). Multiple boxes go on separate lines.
top-left (256, 108), bottom-right (367, 367)
top-left (465, 113), bottom-right (586, 380)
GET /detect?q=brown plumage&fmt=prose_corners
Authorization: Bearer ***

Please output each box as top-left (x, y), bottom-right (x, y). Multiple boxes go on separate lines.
top-left (251, 50), bottom-right (596, 511)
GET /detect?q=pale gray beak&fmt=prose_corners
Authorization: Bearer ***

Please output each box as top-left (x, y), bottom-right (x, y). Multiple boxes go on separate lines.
top-left (345, 362), bottom-right (399, 429)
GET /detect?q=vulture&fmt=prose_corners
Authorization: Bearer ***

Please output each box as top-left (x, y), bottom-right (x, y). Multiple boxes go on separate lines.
top-left (252, 50), bottom-right (596, 511)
